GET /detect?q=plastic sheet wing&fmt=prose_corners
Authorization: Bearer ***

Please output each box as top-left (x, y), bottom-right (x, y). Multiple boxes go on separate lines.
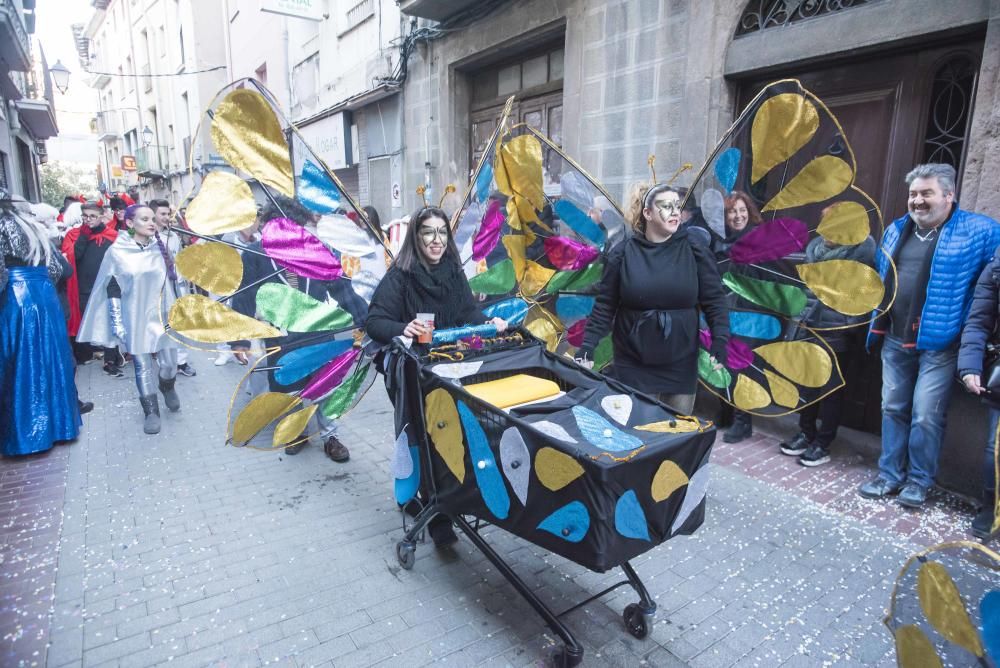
top-left (684, 79), bottom-right (896, 416)
top-left (168, 79), bottom-right (386, 448)
top-left (451, 106), bottom-right (626, 363)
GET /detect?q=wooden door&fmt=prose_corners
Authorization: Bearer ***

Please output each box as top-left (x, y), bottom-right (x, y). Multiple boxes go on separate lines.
top-left (736, 40), bottom-right (984, 433)
top-left (469, 91), bottom-right (563, 178)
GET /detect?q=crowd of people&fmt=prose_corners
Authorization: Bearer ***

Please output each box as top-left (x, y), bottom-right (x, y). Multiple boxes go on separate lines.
top-left (1, 160), bottom-right (997, 540)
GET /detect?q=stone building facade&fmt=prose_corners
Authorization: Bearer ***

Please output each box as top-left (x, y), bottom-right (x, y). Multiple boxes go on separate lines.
top-left (396, 0), bottom-right (1000, 493)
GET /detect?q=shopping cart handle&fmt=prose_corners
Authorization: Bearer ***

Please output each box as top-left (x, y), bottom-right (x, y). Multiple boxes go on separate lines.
top-left (431, 323), bottom-right (499, 345)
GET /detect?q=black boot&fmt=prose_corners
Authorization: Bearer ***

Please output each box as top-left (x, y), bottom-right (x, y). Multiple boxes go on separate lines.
top-left (971, 494), bottom-right (996, 539)
top-left (139, 395), bottom-right (160, 434)
top-left (723, 411), bottom-right (753, 443)
top-left (159, 377), bottom-right (181, 412)
top-left (428, 515), bottom-right (458, 548)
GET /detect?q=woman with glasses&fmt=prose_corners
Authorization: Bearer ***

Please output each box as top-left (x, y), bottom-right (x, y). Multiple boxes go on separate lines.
top-left (366, 206), bottom-right (508, 548)
top-left (366, 206), bottom-right (507, 344)
top-left (576, 184), bottom-right (730, 415)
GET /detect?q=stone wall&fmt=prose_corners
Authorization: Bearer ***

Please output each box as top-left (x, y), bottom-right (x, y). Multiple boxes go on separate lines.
top-left (961, 0), bottom-right (1000, 218)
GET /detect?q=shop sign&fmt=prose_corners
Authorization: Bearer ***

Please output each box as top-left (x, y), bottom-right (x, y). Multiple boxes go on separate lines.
top-left (297, 112), bottom-right (353, 170)
top-left (260, 0), bottom-right (324, 21)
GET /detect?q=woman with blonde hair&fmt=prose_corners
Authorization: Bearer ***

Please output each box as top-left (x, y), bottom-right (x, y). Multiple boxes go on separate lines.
top-left (0, 191), bottom-right (81, 455)
top-left (577, 183), bottom-right (729, 414)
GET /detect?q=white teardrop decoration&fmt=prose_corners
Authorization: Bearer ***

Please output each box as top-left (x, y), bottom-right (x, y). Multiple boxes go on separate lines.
top-left (601, 394), bottom-right (633, 426)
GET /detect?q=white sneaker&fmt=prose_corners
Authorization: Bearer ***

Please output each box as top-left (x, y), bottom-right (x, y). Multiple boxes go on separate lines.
top-left (214, 353), bottom-right (232, 366)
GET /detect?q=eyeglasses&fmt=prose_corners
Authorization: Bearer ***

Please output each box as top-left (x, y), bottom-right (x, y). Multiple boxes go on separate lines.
top-left (419, 226), bottom-right (448, 242)
top-left (654, 200), bottom-right (682, 215)
top-left (82, 213), bottom-right (101, 220)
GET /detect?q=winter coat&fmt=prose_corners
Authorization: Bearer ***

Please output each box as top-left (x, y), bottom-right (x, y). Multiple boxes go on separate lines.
top-left (366, 258), bottom-right (486, 345)
top-left (795, 236), bottom-right (876, 352)
top-left (958, 248), bottom-right (1000, 379)
top-left (868, 205), bottom-right (1000, 350)
top-left (579, 228), bottom-right (730, 395)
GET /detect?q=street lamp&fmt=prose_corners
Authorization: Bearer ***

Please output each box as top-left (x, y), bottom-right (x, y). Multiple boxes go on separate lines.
top-left (142, 125), bottom-right (154, 147)
top-left (50, 60), bottom-right (70, 94)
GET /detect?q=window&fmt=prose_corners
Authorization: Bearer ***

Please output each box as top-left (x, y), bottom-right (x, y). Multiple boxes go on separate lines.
top-left (291, 53), bottom-right (320, 114)
top-left (117, 65), bottom-right (125, 98)
top-left (921, 54), bottom-right (978, 182)
top-left (736, 0), bottom-right (873, 37)
top-left (255, 63), bottom-right (267, 86)
top-left (125, 56), bottom-right (134, 93)
top-left (343, 0), bottom-right (374, 34)
top-left (471, 45), bottom-right (565, 109)
top-left (158, 27), bottom-right (166, 56)
top-left (178, 26), bottom-right (185, 67)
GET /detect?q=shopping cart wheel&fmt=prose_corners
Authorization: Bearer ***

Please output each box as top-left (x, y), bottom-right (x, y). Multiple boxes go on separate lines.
top-left (623, 603), bottom-right (650, 639)
top-left (548, 645), bottom-right (583, 667)
top-left (396, 540), bottom-right (416, 570)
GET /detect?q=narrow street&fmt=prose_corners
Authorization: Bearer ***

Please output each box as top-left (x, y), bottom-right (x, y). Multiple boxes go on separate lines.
top-left (2, 352), bottom-right (975, 667)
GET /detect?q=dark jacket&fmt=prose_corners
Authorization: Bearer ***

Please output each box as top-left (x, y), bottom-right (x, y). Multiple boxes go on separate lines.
top-left (868, 205), bottom-right (1000, 350)
top-left (579, 229), bottom-right (730, 395)
top-left (958, 249), bottom-right (1000, 380)
top-left (794, 236), bottom-right (877, 352)
top-left (366, 259), bottom-right (486, 345)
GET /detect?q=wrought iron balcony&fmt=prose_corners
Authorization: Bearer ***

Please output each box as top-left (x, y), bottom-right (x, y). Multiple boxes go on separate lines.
top-left (136, 146), bottom-right (169, 178)
top-left (397, 0), bottom-right (482, 22)
top-left (0, 0), bottom-right (31, 72)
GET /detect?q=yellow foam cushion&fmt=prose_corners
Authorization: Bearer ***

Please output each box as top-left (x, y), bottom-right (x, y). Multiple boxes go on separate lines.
top-left (464, 374), bottom-right (561, 409)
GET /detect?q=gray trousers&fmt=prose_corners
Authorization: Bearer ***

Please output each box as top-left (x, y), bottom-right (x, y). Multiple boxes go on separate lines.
top-left (132, 349), bottom-right (178, 397)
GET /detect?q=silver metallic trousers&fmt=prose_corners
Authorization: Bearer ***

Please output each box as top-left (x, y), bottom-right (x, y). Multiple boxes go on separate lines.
top-left (132, 349), bottom-right (178, 397)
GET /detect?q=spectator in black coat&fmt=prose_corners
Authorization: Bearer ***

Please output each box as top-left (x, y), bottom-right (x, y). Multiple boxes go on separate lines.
top-left (957, 248), bottom-right (1000, 538)
top-left (778, 234), bottom-right (876, 466)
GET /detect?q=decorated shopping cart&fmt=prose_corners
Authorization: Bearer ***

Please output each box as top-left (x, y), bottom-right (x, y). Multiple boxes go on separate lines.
top-left (383, 329), bottom-right (717, 666)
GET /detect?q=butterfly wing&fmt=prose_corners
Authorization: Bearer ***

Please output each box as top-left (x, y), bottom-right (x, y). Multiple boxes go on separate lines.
top-left (685, 78), bottom-right (893, 416)
top-left (452, 114), bottom-right (624, 359)
top-left (168, 79), bottom-right (385, 446)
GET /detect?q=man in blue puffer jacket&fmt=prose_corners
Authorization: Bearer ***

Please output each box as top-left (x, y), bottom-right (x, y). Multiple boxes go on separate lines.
top-left (860, 163), bottom-right (1000, 508)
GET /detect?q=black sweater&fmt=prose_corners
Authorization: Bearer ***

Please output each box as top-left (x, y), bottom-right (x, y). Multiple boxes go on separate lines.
top-left (579, 229), bottom-right (730, 394)
top-left (366, 259), bottom-right (486, 344)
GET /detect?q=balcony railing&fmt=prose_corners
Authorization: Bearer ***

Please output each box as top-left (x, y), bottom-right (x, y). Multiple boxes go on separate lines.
top-left (95, 111), bottom-right (121, 142)
top-left (0, 0), bottom-right (31, 72)
top-left (136, 146), bottom-right (169, 177)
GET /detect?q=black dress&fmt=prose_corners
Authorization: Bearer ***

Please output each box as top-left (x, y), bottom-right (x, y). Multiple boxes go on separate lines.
top-left (366, 259), bottom-right (486, 345)
top-left (579, 229), bottom-right (730, 395)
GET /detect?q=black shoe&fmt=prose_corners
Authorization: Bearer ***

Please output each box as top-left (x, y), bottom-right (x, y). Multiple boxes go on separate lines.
top-left (78, 400), bottom-right (94, 415)
top-left (858, 476), bottom-right (903, 499)
top-left (897, 483), bottom-right (928, 509)
top-left (971, 505), bottom-right (996, 539)
top-left (323, 436), bottom-right (350, 462)
top-left (798, 443), bottom-right (830, 467)
top-left (780, 432), bottom-right (809, 456)
top-left (723, 416), bottom-right (752, 444)
top-left (177, 363), bottom-right (197, 377)
top-left (103, 362), bottom-right (124, 378)
top-left (284, 440), bottom-right (306, 455)
top-left (428, 516), bottom-right (458, 548)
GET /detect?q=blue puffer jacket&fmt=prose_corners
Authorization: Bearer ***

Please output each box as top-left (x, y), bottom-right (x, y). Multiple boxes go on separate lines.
top-left (868, 206), bottom-right (1000, 351)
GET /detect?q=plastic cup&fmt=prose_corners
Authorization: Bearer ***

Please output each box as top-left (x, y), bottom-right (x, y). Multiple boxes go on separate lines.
top-left (416, 313), bottom-right (435, 344)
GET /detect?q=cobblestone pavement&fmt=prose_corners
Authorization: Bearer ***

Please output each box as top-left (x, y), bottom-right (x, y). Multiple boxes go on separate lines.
top-left (0, 352), bottom-right (985, 667)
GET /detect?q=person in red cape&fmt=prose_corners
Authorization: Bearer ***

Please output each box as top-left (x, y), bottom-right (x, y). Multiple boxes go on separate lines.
top-left (61, 201), bottom-right (121, 373)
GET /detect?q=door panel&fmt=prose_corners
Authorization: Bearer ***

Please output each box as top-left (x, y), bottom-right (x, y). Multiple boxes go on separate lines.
top-left (735, 40), bottom-right (983, 434)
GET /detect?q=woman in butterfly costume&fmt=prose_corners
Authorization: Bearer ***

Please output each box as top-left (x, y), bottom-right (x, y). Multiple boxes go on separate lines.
top-left (367, 205), bottom-right (508, 547)
top-left (78, 204), bottom-right (181, 435)
top-left (577, 184), bottom-right (729, 415)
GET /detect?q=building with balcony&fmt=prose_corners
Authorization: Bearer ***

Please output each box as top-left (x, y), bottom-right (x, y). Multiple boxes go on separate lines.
top-left (394, 0), bottom-right (1000, 497)
top-left (279, 0), bottom-right (406, 220)
top-left (76, 0), bottom-right (227, 204)
top-left (0, 0), bottom-right (58, 201)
